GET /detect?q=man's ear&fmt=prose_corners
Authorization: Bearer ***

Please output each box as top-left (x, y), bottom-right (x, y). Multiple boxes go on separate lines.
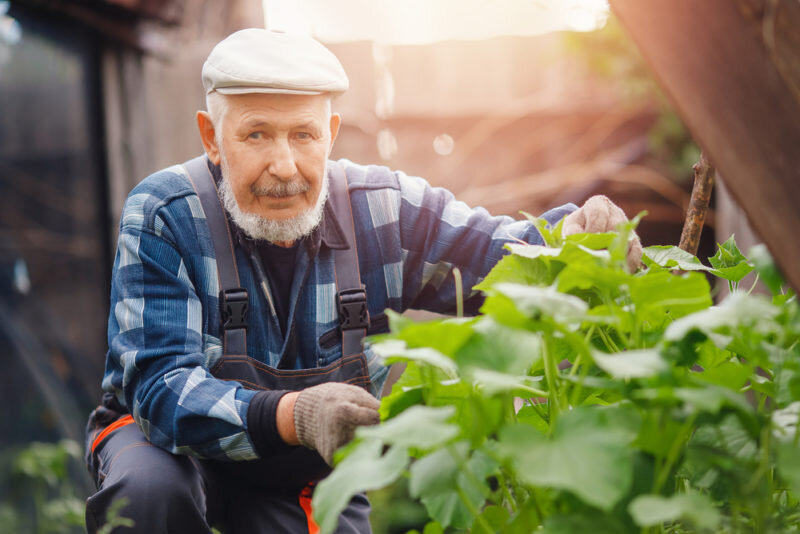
top-left (328, 112), bottom-right (341, 155)
top-left (197, 111), bottom-right (221, 165)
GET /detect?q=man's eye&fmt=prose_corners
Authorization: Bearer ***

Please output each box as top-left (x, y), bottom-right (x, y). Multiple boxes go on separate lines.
top-left (248, 132), bottom-right (263, 140)
top-left (295, 132), bottom-right (312, 140)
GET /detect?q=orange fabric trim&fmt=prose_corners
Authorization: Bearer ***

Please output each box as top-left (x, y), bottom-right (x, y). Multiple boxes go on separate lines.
top-left (91, 415), bottom-right (135, 453)
top-left (299, 485), bottom-right (320, 534)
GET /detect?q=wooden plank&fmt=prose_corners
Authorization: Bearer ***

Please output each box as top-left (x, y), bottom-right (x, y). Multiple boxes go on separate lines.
top-left (610, 0), bottom-right (800, 293)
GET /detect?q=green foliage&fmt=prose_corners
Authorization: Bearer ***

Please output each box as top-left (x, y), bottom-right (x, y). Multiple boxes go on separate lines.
top-left (1, 439), bottom-right (86, 534)
top-left (314, 226), bottom-right (800, 533)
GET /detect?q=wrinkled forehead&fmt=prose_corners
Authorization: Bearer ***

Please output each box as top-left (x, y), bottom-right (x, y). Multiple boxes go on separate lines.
top-left (220, 92), bottom-right (333, 127)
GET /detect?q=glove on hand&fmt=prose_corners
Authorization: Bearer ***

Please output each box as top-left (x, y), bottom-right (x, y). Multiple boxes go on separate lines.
top-left (562, 195), bottom-right (643, 272)
top-left (294, 382), bottom-right (380, 465)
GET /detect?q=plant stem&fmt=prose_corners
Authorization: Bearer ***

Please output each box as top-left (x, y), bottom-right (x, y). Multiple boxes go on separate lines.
top-left (456, 485), bottom-right (493, 534)
top-left (653, 413), bottom-right (696, 494)
top-left (454, 267), bottom-right (464, 318)
top-left (542, 334), bottom-right (561, 422)
top-left (496, 471), bottom-right (518, 512)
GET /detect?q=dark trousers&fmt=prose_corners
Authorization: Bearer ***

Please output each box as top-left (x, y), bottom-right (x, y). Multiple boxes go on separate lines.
top-left (85, 424), bottom-right (371, 533)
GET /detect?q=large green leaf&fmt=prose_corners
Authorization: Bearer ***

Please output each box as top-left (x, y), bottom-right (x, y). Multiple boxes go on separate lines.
top-left (777, 440), bottom-right (800, 495)
top-left (470, 368), bottom-right (547, 397)
top-left (498, 405), bottom-right (640, 510)
top-left (593, 349), bottom-right (668, 379)
top-left (491, 283), bottom-right (589, 323)
top-left (665, 293), bottom-right (778, 342)
top-left (556, 261), bottom-right (632, 297)
top-left (474, 252), bottom-right (558, 291)
top-left (628, 493), bottom-right (720, 530)
top-left (418, 448), bottom-right (497, 529)
top-left (644, 245), bottom-right (713, 272)
top-left (372, 340), bottom-right (458, 378)
top-left (630, 271), bottom-right (712, 324)
top-left (409, 441), bottom-right (470, 498)
top-left (771, 402), bottom-right (800, 442)
top-left (383, 311), bottom-right (476, 356)
top-left (357, 405), bottom-right (459, 450)
top-left (455, 316), bottom-right (542, 375)
top-left (313, 439), bottom-right (409, 534)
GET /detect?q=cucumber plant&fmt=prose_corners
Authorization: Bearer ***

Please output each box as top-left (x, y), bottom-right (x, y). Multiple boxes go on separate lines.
top-left (314, 218), bottom-right (800, 534)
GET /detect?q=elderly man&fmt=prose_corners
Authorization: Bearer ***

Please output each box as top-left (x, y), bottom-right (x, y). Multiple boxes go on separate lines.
top-left (84, 29), bottom-right (641, 533)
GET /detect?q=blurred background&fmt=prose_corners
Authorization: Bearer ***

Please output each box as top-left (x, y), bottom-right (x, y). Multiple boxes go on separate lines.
top-left (0, 0), bottom-right (763, 531)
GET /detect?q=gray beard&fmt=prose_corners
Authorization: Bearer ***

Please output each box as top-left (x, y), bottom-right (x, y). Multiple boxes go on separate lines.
top-left (218, 151), bottom-right (328, 244)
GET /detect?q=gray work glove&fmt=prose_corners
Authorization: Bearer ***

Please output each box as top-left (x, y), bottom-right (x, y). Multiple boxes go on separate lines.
top-left (294, 382), bottom-right (380, 465)
top-left (562, 195), bottom-right (643, 272)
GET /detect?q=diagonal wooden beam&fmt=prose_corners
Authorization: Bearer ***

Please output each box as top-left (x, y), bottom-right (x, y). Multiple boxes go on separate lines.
top-left (610, 0), bottom-right (800, 292)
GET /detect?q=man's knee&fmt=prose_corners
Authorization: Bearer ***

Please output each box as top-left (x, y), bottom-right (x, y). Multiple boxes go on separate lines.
top-left (86, 426), bottom-right (210, 533)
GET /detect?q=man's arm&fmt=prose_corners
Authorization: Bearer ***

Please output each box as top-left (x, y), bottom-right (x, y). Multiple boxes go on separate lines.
top-left (105, 220), bottom-right (262, 460)
top-left (387, 170), bottom-right (576, 315)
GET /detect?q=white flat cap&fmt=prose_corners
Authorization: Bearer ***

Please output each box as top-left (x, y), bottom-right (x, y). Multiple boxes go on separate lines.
top-left (202, 28), bottom-right (349, 95)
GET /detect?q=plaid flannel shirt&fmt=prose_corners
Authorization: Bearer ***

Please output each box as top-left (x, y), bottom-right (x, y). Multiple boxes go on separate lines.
top-left (101, 157), bottom-right (575, 461)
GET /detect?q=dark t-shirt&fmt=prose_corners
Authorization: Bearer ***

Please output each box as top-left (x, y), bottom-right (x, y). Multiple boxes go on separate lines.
top-left (257, 240), bottom-right (300, 337)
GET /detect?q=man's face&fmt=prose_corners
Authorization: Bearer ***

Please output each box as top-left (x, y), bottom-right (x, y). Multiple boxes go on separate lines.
top-left (208, 92), bottom-right (339, 227)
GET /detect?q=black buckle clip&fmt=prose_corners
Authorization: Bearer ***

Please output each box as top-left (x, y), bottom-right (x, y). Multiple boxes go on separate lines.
top-left (337, 288), bottom-right (370, 331)
top-left (220, 288), bottom-right (249, 329)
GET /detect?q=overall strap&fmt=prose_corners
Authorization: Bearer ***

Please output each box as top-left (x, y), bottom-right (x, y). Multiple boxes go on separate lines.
top-left (328, 162), bottom-right (370, 357)
top-left (182, 156), bottom-right (249, 355)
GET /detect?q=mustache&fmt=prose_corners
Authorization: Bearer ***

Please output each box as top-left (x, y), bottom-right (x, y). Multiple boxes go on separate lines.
top-left (251, 179), bottom-right (310, 198)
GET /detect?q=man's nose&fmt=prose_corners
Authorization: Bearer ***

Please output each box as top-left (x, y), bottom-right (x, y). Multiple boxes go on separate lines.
top-left (267, 138), bottom-right (298, 181)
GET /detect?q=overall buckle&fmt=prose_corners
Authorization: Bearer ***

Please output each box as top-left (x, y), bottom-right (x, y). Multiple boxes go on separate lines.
top-left (220, 288), bottom-right (249, 329)
top-left (337, 288), bottom-right (369, 330)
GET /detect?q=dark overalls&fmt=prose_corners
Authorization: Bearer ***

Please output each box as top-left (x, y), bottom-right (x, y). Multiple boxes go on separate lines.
top-left (84, 157), bottom-right (374, 533)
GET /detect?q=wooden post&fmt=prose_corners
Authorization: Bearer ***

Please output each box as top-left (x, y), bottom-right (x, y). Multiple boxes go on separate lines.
top-left (678, 152), bottom-right (714, 256)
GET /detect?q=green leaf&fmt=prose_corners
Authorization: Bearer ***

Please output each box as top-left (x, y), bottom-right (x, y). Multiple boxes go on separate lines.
top-left (379, 385), bottom-right (424, 421)
top-left (423, 521), bottom-right (445, 534)
top-left (644, 245), bottom-right (713, 272)
top-left (516, 404), bottom-right (550, 434)
top-left (593, 349), bottom-right (669, 379)
top-left (498, 405), bottom-right (640, 510)
top-left (628, 493), bottom-right (720, 530)
top-left (455, 317), bottom-right (542, 375)
top-left (525, 214), bottom-right (564, 248)
top-left (696, 360), bottom-right (752, 390)
top-left (674, 386), bottom-right (753, 416)
top-left (491, 283), bottom-right (589, 323)
top-left (749, 244), bottom-right (785, 295)
top-left (409, 442), bottom-right (470, 498)
top-left (384, 312), bottom-right (476, 356)
top-left (771, 402), bottom-right (800, 442)
top-left (313, 439), bottom-right (409, 534)
top-left (709, 235), bottom-right (747, 269)
top-left (372, 340), bottom-right (458, 379)
top-left (474, 253), bottom-right (558, 292)
top-left (777, 440), bottom-right (800, 495)
top-left (556, 261), bottom-right (632, 297)
top-left (630, 271), bottom-right (712, 325)
top-left (357, 405), bottom-right (459, 450)
top-left (541, 514), bottom-right (628, 534)
top-left (480, 505), bottom-right (511, 531)
top-left (419, 448), bottom-right (497, 529)
top-left (470, 368), bottom-right (547, 397)
top-left (665, 293), bottom-right (778, 342)
top-left (563, 231), bottom-right (617, 250)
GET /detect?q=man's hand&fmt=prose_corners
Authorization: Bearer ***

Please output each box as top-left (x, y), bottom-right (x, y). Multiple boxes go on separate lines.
top-left (288, 382), bottom-right (380, 465)
top-left (562, 195), bottom-right (643, 272)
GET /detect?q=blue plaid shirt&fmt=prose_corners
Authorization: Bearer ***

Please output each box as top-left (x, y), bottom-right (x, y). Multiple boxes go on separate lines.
top-left (102, 157), bottom-right (575, 461)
